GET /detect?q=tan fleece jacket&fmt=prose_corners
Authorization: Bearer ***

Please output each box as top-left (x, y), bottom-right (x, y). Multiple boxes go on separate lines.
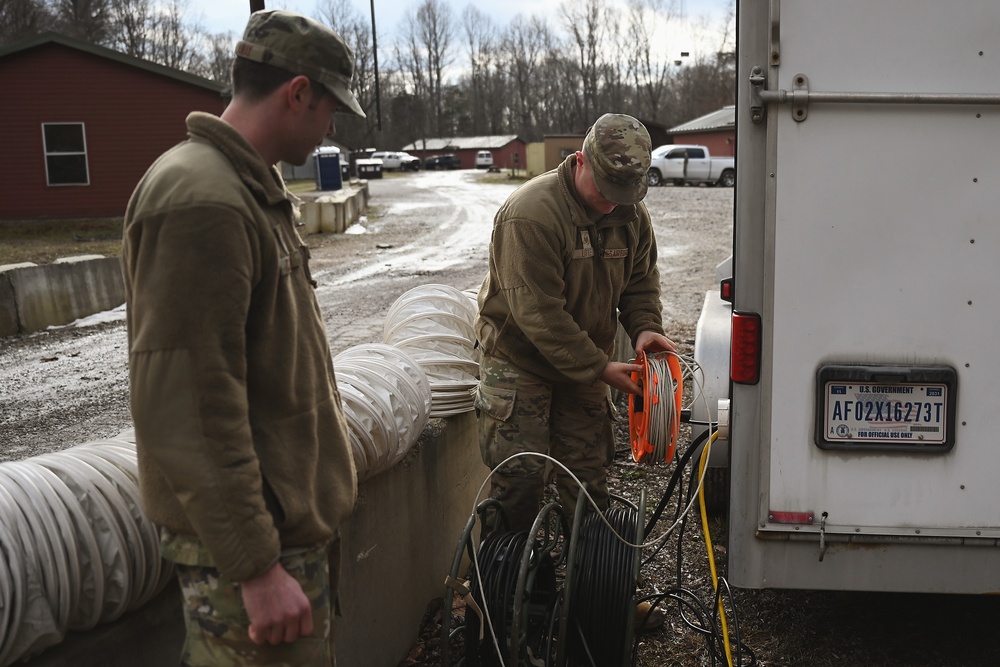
top-left (123, 112), bottom-right (357, 582)
top-left (476, 154), bottom-right (664, 385)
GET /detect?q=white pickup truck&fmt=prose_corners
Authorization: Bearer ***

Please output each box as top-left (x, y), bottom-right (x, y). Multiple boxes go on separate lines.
top-left (646, 144), bottom-right (735, 187)
top-left (370, 151), bottom-right (421, 171)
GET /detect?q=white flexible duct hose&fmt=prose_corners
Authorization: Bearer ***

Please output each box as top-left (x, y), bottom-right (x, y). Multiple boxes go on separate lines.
top-left (334, 344), bottom-right (433, 480)
top-left (382, 285), bottom-right (479, 417)
top-left (0, 432), bottom-right (171, 667)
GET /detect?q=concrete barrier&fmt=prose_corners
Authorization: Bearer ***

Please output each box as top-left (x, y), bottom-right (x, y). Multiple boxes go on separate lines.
top-left (299, 180), bottom-right (368, 235)
top-left (1, 256), bottom-right (124, 337)
top-left (21, 411), bottom-right (487, 667)
top-left (0, 183), bottom-right (370, 338)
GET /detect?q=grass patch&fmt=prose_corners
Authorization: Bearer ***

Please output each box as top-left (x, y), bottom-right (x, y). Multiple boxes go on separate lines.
top-left (0, 218), bottom-right (123, 266)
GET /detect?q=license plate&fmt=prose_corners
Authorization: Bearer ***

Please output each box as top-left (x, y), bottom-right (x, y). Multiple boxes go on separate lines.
top-left (815, 365), bottom-right (957, 452)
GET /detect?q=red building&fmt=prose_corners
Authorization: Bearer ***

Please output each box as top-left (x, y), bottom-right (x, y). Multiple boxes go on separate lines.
top-left (0, 33), bottom-right (227, 221)
top-left (401, 136), bottom-right (527, 170)
top-left (666, 105), bottom-right (736, 157)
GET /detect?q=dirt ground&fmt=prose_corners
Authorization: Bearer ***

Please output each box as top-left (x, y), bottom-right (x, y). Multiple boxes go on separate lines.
top-left (3, 170), bottom-right (999, 666)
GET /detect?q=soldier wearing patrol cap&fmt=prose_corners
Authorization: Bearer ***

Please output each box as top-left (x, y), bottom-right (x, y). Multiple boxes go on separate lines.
top-left (236, 9), bottom-right (366, 120)
top-left (475, 110), bottom-right (675, 557)
top-left (475, 112), bottom-right (673, 633)
top-left (123, 10), bottom-right (362, 666)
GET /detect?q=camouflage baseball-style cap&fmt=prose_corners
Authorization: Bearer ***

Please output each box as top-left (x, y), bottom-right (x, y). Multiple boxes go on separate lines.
top-left (582, 113), bottom-right (651, 205)
top-left (236, 9), bottom-right (366, 118)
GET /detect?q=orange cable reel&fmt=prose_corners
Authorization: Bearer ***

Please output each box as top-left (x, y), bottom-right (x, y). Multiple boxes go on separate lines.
top-left (628, 350), bottom-right (683, 464)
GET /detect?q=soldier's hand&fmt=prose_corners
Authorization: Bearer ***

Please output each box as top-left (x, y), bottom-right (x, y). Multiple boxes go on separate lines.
top-left (601, 361), bottom-right (643, 395)
top-left (242, 562), bottom-right (314, 644)
top-left (635, 330), bottom-right (676, 355)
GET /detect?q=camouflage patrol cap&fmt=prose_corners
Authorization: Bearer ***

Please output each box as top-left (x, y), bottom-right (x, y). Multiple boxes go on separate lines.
top-left (236, 10), bottom-right (365, 118)
top-left (582, 113), bottom-right (651, 205)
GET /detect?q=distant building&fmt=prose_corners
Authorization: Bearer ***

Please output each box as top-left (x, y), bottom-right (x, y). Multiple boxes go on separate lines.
top-left (401, 136), bottom-right (526, 170)
top-left (539, 117), bottom-right (670, 173)
top-left (0, 33), bottom-right (227, 221)
top-left (666, 105), bottom-right (736, 157)
top-left (540, 134), bottom-right (585, 174)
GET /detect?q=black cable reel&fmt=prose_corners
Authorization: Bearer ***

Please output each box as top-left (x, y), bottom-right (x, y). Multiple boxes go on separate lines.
top-left (442, 488), bottom-right (645, 667)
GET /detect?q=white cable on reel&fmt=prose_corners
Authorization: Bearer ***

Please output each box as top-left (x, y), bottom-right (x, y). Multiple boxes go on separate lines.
top-left (628, 350), bottom-right (683, 464)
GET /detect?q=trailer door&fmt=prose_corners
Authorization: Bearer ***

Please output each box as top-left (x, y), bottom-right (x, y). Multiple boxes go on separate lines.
top-left (728, 0), bottom-right (1000, 593)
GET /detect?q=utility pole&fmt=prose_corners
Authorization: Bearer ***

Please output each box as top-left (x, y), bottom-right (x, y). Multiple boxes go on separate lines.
top-left (370, 0), bottom-right (382, 130)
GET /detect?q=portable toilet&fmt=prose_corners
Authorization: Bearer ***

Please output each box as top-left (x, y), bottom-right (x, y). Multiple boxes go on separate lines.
top-left (314, 146), bottom-right (343, 191)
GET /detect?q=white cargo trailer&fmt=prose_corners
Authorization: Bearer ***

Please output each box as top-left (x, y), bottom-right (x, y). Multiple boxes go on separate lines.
top-left (693, 0), bottom-right (1000, 593)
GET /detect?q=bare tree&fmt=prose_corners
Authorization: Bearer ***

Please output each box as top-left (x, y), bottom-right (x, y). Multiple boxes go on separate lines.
top-left (626, 0), bottom-right (678, 121)
top-left (538, 48), bottom-right (581, 133)
top-left (599, 11), bottom-right (627, 109)
top-left (316, 0), bottom-right (378, 146)
top-left (200, 30), bottom-right (234, 84)
top-left (148, 0), bottom-right (200, 72)
top-left (0, 0), bottom-right (53, 44)
top-left (461, 5), bottom-right (495, 135)
top-left (394, 24), bottom-right (430, 147)
top-left (559, 0), bottom-right (612, 125)
top-left (411, 0), bottom-right (452, 136)
top-left (502, 15), bottom-right (550, 140)
top-left (50, 0), bottom-right (111, 44)
top-left (107, 0), bottom-right (153, 58)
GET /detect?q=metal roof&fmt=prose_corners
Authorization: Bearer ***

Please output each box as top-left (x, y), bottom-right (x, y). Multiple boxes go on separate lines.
top-left (0, 32), bottom-right (225, 94)
top-left (668, 105), bottom-right (735, 134)
top-left (401, 135), bottom-right (522, 151)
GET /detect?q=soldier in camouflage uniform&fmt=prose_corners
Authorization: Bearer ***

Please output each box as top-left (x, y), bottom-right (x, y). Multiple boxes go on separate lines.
top-left (475, 113), bottom-right (675, 533)
top-left (123, 10), bottom-right (364, 666)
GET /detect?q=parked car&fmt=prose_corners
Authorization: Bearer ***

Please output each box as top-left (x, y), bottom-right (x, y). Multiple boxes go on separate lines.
top-left (475, 150), bottom-right (494, 169)
top-left (424, 154), bottom-right (461, 170)
top-left (371, 151), bottom-right (420, 171)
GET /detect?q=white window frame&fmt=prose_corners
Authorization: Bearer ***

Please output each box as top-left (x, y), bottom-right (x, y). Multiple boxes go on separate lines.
top-left (42, 122), bottom-right (90, 186)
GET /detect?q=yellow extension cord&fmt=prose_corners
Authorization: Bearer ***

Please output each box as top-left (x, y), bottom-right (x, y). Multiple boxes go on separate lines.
top-left (698, 431), bottom-right (734, 667)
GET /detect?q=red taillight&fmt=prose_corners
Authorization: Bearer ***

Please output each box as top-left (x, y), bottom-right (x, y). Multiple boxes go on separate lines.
top-left (731, 312), bottom-right (761, 384)
top-left (720, 278), bottom-right (733, 302)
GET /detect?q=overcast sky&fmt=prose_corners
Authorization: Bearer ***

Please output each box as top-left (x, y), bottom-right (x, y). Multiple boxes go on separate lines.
top-left (197, 0), bottom-right (733, 59)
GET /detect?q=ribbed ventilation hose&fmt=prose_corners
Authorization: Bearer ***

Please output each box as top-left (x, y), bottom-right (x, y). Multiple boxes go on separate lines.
top-left (0, 431), bottom-right (172, 667)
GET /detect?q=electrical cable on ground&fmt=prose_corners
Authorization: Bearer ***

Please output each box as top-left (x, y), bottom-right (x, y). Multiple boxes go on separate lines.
top-left (698, 432), bottom-right (734, 667)
top-left (448, 350), bottom-right (759, 666)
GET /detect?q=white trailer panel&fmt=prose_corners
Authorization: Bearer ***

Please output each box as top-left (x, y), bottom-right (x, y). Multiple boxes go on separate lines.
top-left (725, 0), bottom-right (1000, 593)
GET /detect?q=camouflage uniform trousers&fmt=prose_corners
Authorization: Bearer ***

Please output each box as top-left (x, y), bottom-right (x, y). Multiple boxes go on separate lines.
top-left (475, 352), bottom-right (616, 533)
top-left (175, 538), bottom-right (341, 667)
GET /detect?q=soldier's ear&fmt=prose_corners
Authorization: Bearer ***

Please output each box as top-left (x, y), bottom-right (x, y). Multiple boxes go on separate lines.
top-left (285, 75), bottom-right (312, 109)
